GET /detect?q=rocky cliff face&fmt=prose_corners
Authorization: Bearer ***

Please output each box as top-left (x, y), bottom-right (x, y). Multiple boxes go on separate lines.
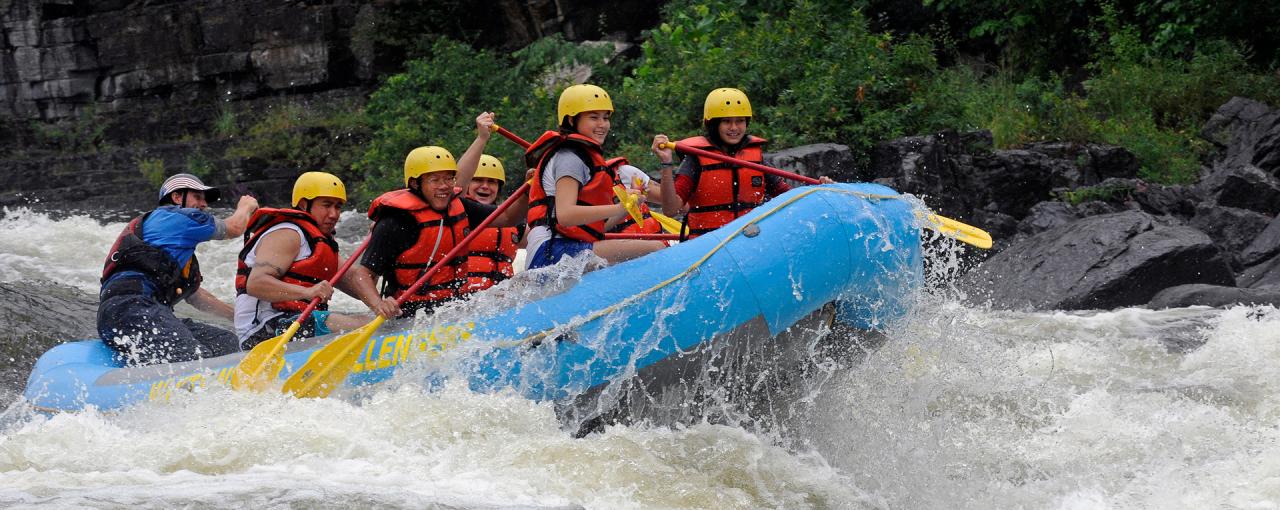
top-left (0, 0), bottom-right (659, 211)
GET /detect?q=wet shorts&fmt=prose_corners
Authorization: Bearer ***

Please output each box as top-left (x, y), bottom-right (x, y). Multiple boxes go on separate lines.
top-left (527, 238), bottom-right (593, 270)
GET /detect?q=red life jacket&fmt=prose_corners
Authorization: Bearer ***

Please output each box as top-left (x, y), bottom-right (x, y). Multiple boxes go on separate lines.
top-left (679, 135), bottom-right (769, 237)
top-left (101, 210), bottom-right (203, 306)
top-left (234, 208), bottom-right (340, 313)
top-left (525, 131), bottom-right (622, 243)
top-left (459, 226), bottom-right (519, 295)
top-left (368, 189), bottom-right (470, 304)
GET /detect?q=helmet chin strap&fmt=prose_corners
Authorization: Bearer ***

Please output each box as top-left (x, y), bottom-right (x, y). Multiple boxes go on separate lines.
top-left (180, 191), bottom-right (188, 209)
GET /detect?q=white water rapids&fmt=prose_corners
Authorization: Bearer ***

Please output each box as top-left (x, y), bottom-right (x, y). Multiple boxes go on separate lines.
top-left (1, 207), bottom-right (1278, 508)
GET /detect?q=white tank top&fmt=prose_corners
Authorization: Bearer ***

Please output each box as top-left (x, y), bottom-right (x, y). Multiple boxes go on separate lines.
top-left (233, 223), bottom-right (312, 342)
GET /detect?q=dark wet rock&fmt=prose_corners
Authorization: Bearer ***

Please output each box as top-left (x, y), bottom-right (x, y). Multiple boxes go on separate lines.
top-left (1132, 182), bottom-right (1199, 218)
top-left (1017, 201), bottom-right (1081, 236)
top-left (1147, 284), bottom-right (1280, 309)
top-left (1196, 165), bottom-right (1280, 215)
top-left (1023, 141), bottom-right (1140, 183)
top-left (1074, 200), bottom-right (1129, 218)
top-left (964, 211), bottom-right (1235, 310)
top-left (1238, 252), bottom-right (1280, 289)
top-left (0, 281), bottom-right (98, 405)
top-left (1201, 97), bottom-right (1280, 177)
top-left (1240, 214), bottom-right (1280, 267)
top-left (1189, 203), bottom-right (1273, 268)
top-left (869, 131), bottom-right (1139, 229)
top-left (764, 143), bottom-right (857, 183)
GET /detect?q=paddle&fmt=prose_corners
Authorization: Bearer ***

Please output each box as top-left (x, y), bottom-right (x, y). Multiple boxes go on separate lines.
top-left (230, 235), bottom-right (371, 391)
top-left (658, 141), bottom-right (993, 249)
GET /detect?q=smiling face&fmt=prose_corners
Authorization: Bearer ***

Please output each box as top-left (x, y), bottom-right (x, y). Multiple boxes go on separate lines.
top-left (466, 177), bottom-right (502, 205)
top-left (304, 196), bottom-right (344, 235)
top-left (716, 116), bottom-right (749, 145)
top-left (575, 110), bottom-right (611, 145)
top-left (411, 171), bottom-right (458, 211)
top-left (169, 190), bottom-right (209, 210)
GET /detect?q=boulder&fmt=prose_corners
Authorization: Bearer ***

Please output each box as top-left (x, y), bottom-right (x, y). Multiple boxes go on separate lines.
top-left (1238, 253), bottom-right (1280, 289)
top-left (764, 143), bottom-right (857, 183)
top-left (1017, 201), bottom-right (1080, 236)
top-left (964, 211), bottom-right (1235, 310)
top-left (1188, 203), bottom-right (1273, 267)
top-left (1196, 165), bottom-right (1280, 215)
top-left (1023, 141), bottom-right (1139, 184)
top-left (1147, 284), bottom-right (1280, 309)
top-left (1240, 214), bottom-right (1280, 266)
top-left (1131, 181), bottom-right (1199, 218)
top-left (869, 130), bottom-right (1097, 224)
top-left (1201, 97), bottom-right (1280, 177)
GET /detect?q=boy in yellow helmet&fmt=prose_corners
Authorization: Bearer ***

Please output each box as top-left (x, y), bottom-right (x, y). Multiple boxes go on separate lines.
top-left (233, 172), bottom-right (392, 349)
top-left (346, 129), bottom-right (530, 318)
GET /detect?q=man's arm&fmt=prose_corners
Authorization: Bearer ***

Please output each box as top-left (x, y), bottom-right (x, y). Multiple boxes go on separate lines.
top-left (344, 264), bottom-right (400, 318)
top-left (221, 195), bottom-right (260, 239)
top-left (187, 287), bottom-right (234, 321)
top-left (456, 112), bottom-right (495, 192)
top-left (244, 229), bottom-right (332, 304)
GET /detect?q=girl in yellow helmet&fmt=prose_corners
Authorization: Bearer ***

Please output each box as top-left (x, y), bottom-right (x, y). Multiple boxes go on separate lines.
top-left (653, 88), bottom-right (833, 238)
top-left (522, 84), bottom-right (667, 270)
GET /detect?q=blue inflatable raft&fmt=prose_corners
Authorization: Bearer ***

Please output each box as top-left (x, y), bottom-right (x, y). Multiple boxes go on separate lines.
top-left (24, 183), bottom-right (923, 429)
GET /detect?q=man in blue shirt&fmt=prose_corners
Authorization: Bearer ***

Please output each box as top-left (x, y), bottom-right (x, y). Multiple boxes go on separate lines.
top-left (98, 174), bottom-right (258, 366)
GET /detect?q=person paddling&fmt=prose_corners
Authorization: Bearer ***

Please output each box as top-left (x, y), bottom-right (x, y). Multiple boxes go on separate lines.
top-left (234, 172), bottom-right (394, 350)
top-left (524, 84), bottom-right (667, 270)
top-left (345, 141), bottom-right (529, 319)
top-left (654, 88), bottom-right (833, 238)
top-left (98, 173), bottom-right (258, 366)
top-left (452, 115), bottom-right (525, 295)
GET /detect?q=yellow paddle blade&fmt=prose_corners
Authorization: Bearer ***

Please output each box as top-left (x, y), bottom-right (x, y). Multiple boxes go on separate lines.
top-left (230, 321), bottom-right (300, 391)
top-left (650, 211), bottom-right (683, 235)
top-left (921, 213), bottom-right (994, 249)
top-left (612, 184), bottom-right (646, 226)
top-left (281, 316), bottom-right (387, 398)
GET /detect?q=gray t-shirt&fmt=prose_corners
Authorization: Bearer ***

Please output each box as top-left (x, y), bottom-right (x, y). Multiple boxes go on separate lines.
top-left (525, 148), bottom-right (593, 268)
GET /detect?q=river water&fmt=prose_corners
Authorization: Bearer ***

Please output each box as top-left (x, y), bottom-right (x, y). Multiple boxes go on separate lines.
top-left (0, 207), bottom-right (1277, 508)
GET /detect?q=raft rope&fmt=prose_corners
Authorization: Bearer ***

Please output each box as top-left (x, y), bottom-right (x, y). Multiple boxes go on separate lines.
top-left (509, 187), bottom-right (906, 346)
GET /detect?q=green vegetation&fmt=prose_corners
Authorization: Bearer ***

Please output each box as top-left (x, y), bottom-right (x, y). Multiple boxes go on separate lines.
top-left (185, 150), bottom-right (215, 180)
top-left (32, 107), bottom-right (106, 153)
top-left (106, 0), bottom-right (1262, 204)
top-left (137, 157), bottom-right (166, 188)
top-left (225, 99), bottom-right (371, 186)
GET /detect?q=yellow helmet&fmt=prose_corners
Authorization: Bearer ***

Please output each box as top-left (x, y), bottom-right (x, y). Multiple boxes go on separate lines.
top-left (404, 146), bottom-right (458, 186)
top-left (703, 87), bottom-right (752, 121)
top-left (558, 84), bottom-right (613, 125)
top-left (292, 171), bottom-right (346, 207)
top-left (475, 154), bottom-right (506, 183)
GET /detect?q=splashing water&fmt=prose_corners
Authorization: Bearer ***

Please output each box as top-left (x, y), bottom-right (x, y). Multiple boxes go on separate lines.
top-left (1, 208), bottom-right (1278, 508)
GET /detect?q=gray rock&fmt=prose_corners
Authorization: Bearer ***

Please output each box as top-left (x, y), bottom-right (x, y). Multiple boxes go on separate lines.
top-left (1240, 213), bottom-right (1280, 266)
top-left (1197, 165), bottom-right (1280, 214)
top-left (1238, 252), bottom-right (1280, 289)
top-left (1017, 201), bottom-right (1080, 236)
top-left (1189, 203), bottom-right (1273, 267)
top-left (764, 143), bottom-right (856, 182)
top-left (1148, 283), bottom-right (1280, 309)
top-left (964, 211), bottom-right (1235, 310)
top-left (1024, 141), bottom-right (1139, 184)
top-left (1201, 97), bottom-right (1280, 177)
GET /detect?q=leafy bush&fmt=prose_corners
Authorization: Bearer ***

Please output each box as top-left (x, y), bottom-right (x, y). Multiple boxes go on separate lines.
top-left (356, 37), bottom-right (624, 201)
top-left (226, 98), bottom-right (371, 184)
top-left (137, 157), bottom-right (166, 188)
top-left (613, 0), bottom-right (939, 168)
